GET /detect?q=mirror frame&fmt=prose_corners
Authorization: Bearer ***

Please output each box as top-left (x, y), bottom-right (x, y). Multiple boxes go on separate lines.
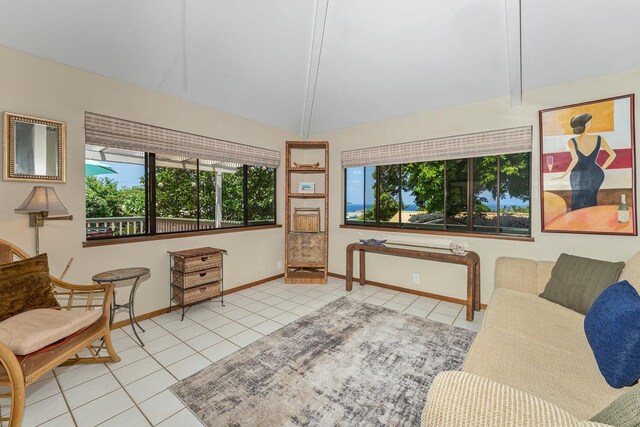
top-left (3, 112), bottom-right (66, 182)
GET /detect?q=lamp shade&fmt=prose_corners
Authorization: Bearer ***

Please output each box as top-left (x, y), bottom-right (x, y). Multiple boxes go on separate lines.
top-left (15, 186), bottom-right (69, 215)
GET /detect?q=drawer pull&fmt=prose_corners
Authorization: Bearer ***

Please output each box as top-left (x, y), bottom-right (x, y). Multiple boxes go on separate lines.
top-left (198, 286), bottom-right (207, 292)
top-left (201, 257), bottom-right (208, 262)
top-left (199, 272), bottom-right (207, 277)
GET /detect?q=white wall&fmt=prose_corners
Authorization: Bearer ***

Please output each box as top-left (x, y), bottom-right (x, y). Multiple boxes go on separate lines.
top-left (0, 46), bottom-right (297, 320)
top-left (311, 69), bottom-right (640, 304)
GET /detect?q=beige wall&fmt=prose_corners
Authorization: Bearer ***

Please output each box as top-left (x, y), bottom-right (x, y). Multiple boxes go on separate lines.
top-left (311, 69), bottom-right (640, 303)
top-left (0, 46), bottom-right (297, 321)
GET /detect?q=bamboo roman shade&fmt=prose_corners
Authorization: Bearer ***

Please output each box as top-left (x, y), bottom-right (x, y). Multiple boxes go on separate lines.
top-left (85, 112), bottom-right (280, 168)
top-left (341, 126), bottom-right (532, 168)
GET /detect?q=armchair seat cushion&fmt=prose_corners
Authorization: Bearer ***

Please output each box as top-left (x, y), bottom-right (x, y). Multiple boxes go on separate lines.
top-left (0, 308), bottom-right (102, 355)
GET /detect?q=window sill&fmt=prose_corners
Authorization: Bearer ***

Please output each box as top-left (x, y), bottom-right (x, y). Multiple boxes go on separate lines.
top-left (83, 224), bottom-right (282, 248)
top-left (339, 224), bottom-right (534, 242)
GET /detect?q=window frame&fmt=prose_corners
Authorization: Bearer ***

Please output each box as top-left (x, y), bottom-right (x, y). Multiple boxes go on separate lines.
top-left (85, 152), bottom-right (277, 242)
top-left (343, 154), bottom-right (531, 238)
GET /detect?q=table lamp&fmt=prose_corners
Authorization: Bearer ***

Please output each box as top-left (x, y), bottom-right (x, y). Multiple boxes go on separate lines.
top-left (15, 186), bottom-right (73, 255)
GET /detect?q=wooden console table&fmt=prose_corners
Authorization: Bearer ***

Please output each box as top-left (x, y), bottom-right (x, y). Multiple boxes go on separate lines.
top-left (345, 242), bottom-right (480, 321)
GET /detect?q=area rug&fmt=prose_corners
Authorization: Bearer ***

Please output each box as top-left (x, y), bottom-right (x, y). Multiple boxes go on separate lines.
top-left (171, 297), bottom-right (476, 426)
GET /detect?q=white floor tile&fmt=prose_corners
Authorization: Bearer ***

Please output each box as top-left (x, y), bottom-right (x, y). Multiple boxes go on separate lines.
top-left (403, 305), bottom-right (434, 318)
top-left (144, 334), bottom-right (182, 354)
top-left (21, 393), bottom-right (68, 426)
top-left (166, 354), bottom-right (211, 380)
top-left (24, 376), bottom-right (60, 406)
top-left (364, 297), bottom-right (386, 306)
top-left (453, 318), bottom-right (482, 332)
top-left (114, 345), bottom-right (148, 368)
top-left (38, 411), bottom-right (75, 427)
top-left (383, 301), bottom-right (410, 312)
top-left (261, 295), bottom-right (285, 306)
top-left (184, 331), bottom-right (225, 351)
top-left (125, 369), bottom-right (177, 404)
top-left (213, 322), bottom-right (247, 339)
top-left (157, 408), bottom-right (205, 427)
top-left (409, 298), bottom-right (438, 310)
top-left (63, 372), bottom-right (121, 409)
top-left (56, 363), bottom-right (110, 391)
top-left (236, 313), bottom-right (269, 328)
top-left (184, 308), bottom-right (217, 323)
top-left (427, 312), bottom-right (456, 325)
top-left (289, 305), bottom-right (316, 316)
top-left (243, 301), bottom-right (270, 313)
top-left (272, 312), bottom-right (300, 325)
top-left (432, 304), bottom-right (463, 317)
top-left (221, 307), bottom-right (252, 320)
top-left (257, 306), bottom-right (286, 319)
top-left (290, 295), bottom-right (314, 304)
top-left (154, 343), bottom-right (197, 366)
top-left (112, 334), bottom-right (139, 352)
top-left (131, 325), bottom-right (170, 343)
top-left (252, 319), bottom-right (283, 335)
top-left (228, 329), bottom-right (263, 348)
top-left (161, 318), bottom-right (196, 333)
top-left (274, 300), bottom-right (300, 311)
top-left (139, 390), bottom-right (186, 426)
top-left (200, 340), bottom-right (241, 363)
top-left (304, 299), bottom-right (329, 309)
top-left (171, 324), bottom-right (209, 342)
top-left (112, 357), bottom-right (163, 385)
top-left (152, 312), bottom-right (182, 325)
top-left (99, 406), bottom-right (151, 426)
top-left (199, 315), bottom-right (233, 331)
top-left (72, 388), bottom-right (134, 427)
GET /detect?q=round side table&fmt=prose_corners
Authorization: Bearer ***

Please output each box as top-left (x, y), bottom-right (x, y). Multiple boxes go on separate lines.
top-left (93, 267), bottom-right (150, 347)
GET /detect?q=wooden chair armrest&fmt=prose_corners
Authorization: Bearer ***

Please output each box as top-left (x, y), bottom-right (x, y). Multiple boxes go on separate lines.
top-left (0, 342), bottom-right (25, 427)
top-left (51, 276), bottom-right (110, 292)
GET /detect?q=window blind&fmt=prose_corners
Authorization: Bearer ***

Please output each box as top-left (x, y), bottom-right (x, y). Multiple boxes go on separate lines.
top-left (341, 126), bottom-right (532, 167)
top-left (85, 112), bottom-right (280, 168)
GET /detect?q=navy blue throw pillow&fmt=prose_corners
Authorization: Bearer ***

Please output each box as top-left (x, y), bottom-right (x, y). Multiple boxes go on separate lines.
top-left (584, 281), bottom-right (640, 388)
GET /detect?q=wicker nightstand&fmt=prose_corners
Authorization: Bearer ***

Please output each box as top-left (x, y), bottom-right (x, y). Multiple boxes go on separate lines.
top-left (168, 247), bottom-right (227, 320)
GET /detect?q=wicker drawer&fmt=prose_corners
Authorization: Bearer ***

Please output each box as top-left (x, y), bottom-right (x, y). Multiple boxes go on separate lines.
top-left (172, 282), bottom-right (221, 305)
top-left (293, 208), bottom-right (320, 233)
top-left (288, 233), bottom-right (325, 265)
top-left (173, 253), bottom-right (222, 273)
top-left (171, 268), bottom-right (221, 289)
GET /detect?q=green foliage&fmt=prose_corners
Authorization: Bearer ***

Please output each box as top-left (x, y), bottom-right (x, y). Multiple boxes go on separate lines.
top-left (85, 176), bottom-right (127, 218)
top-left (156, 167), bottom-right (197, 218)
top-left (248, 166), bottom-right (275, 221)
top-left (221, 169), bottom-right (244, 222)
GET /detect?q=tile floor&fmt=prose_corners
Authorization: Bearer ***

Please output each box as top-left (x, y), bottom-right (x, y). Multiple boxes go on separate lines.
top-left (4, 277), bottom-right (484, 427)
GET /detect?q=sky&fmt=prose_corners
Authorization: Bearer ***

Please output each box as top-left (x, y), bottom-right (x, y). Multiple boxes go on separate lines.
top-left (88, 161), bottom-right (144, 188)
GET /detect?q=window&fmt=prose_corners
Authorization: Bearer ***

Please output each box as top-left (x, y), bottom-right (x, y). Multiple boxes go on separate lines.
top-left (85, 146), bottom-right (277, 240)
top-left (344, 153), bottom-right (530, 236)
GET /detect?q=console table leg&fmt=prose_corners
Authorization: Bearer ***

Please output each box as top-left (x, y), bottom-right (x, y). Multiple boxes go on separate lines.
top-left (346, 246), bottom-right (354, 291)
top-left (359, 250), bottom-right (366, 286)
top-left (466, 267), bottom-right (474, 321)
top-left (474, 262), bottom-right (481, 311)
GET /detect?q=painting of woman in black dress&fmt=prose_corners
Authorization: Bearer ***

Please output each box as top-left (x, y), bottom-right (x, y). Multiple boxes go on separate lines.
top-left (540, 94), bottom-right (636, 235)
top-left (553, 113), bottom-right (617, 210)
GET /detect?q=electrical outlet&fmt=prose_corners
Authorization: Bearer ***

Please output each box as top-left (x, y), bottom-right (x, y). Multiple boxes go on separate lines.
top-left (412, 273), bottom-right (420, 284)
top-left (277, 260), bottom-right (283, 270)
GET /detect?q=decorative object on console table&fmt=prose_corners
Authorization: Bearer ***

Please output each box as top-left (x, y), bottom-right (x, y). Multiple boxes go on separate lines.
top-left (539, 94), bottom-right (636, 235)
top-left (168, 247), bottom-right (226, 320)
top-left (285, 141), bottom-right (329, 284)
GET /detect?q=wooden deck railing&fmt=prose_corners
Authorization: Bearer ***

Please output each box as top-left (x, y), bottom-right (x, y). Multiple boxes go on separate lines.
top-left (86, 217), bottom-right (243, 237)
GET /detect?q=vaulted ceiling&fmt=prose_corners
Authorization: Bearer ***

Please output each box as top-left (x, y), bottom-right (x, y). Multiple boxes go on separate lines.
top-left (0, 0), bottom-right (638, 136)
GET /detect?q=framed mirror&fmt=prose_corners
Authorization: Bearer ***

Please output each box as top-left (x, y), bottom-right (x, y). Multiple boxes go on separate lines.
top-left (3, 112), bottom-right (66, 182)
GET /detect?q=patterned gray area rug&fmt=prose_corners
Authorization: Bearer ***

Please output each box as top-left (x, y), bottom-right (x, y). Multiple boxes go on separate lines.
top-left (171, 297), bottom-right (476, 427)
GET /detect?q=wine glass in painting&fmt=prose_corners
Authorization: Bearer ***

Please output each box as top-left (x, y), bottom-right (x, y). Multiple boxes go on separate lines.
top-left (546, 155), bottom-right (554, 172)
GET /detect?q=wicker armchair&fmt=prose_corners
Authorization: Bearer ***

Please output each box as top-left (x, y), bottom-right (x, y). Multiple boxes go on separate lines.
top-left (0, 239), bottom-right (120, 427)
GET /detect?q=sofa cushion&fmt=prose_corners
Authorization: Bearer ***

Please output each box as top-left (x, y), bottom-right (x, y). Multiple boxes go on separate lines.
top-left (0, 308), bottom-right (101, 355)
top-left (483, 288), bottom-right (591, 355)
top-left (539, 254), bottom-right (624, 315)
top-left (590, 386), bottom-right (640, 426)
top-left (0, 242), bottom-right (12, 265)
top-left (0, 253), bottom-right (59, 322)
top-left (584, 281), bottom-right (640, 388)
top-left (463, 326), bottom-right (636, 419)
top-left (423, 371), bottom-right (610, 427)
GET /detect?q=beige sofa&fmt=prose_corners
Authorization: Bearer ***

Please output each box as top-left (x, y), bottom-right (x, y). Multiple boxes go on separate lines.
top-left (422, 255), bottom-right (640, 426)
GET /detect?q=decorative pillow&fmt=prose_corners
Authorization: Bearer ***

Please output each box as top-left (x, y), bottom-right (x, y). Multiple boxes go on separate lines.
top-left (0, 308), bottom-right (101, 355)
top-left (0, 253), bottom-right (59, 322)
top-left (590, 386), bottom-right (640, 426)
top-left (584, 281), bottom-right (640, 388)
top-left (539, 253), bottom-right (624, 314)
top-left (619, 250), bottom-right (640, 294)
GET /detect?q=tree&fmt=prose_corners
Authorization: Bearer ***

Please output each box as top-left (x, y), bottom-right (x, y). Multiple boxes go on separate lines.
top-left (155, 167), bottom-right (197, 218)
top-left (85, 176), bottom-right (125, 218)
top-left (247, 166), bottom-right (275, 221)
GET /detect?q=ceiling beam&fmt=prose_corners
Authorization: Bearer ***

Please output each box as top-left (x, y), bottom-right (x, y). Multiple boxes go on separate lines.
top-left (301, 0), bottom-right (329, 138)
top-left (504, 0), bottom-right (522, 107)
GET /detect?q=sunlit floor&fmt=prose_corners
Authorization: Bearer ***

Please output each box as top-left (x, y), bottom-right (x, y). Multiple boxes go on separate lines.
top-left (6, 277), bottom-right (484, 427)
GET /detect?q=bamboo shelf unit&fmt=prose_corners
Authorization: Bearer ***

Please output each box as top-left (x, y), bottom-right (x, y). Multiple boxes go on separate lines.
top-left (285, 141), bottom-right (329, 284)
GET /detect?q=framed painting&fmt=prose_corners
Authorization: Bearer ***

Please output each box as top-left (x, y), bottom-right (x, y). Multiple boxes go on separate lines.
top-left (540, 94), bottom-right (636, 235)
